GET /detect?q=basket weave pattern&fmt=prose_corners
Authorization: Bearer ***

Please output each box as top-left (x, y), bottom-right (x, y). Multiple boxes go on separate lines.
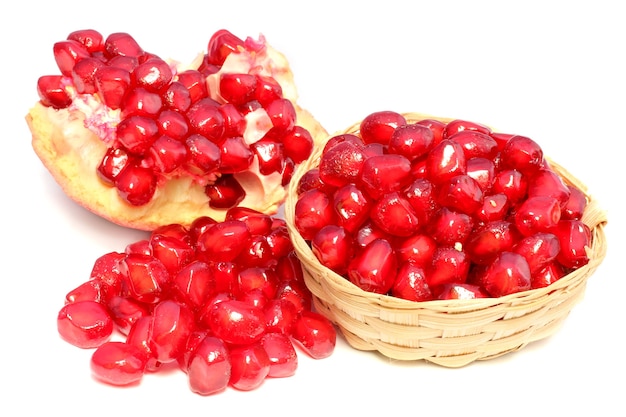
top-left (285, 112), bottom-right (608, 368)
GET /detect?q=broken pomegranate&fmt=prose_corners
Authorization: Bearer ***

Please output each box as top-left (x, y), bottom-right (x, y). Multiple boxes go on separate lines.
top-left (27, 29), bottom-right (327, 231)
top-left (293, 111), bottom-right (592, 300)
top-left (56, 207), bottom-right (336, 394)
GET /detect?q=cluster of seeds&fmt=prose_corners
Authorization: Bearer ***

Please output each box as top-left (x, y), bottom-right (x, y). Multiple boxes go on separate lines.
top-left (57, 207), bottom-right (336, 395)
top-left (294, 111), bottom-right (591, 300)
top-left (37, 29), bottom-right (314, 208)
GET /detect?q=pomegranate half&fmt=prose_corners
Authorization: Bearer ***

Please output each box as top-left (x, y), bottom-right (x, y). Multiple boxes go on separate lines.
top-left (26, 29), bottom-right (327, 231)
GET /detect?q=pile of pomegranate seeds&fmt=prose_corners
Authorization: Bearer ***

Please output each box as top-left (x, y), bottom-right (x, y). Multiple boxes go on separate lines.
top-left (294, 111), bottom-right (591, 300)
top-left (57, 207), bottom-right (336, 395)
top-left (37, 29), bottom-right (314, 208)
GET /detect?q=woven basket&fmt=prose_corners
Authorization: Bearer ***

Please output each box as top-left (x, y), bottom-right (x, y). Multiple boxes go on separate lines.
top-left (284, 112), bottom-right (608, 368)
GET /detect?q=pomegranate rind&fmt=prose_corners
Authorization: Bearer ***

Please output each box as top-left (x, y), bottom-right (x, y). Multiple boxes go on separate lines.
top-left (27, 43), bottom-right (328, 231)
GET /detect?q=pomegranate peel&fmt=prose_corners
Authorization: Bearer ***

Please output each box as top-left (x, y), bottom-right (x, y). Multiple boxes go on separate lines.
top-left (27, 30), bottom-right (327, 231)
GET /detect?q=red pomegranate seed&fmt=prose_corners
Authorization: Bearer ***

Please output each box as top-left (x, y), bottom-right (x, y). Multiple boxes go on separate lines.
top-left (274, 279), bottom-right (312, 313)
top-left (204, 175), bottom-right (246, 209)
top-left (427, 246), bottom-right (470, 288)
top-left (120, 87), bottom-right (163, 119)
top-left (131, 57), bottom-right (173, 92)
top-left (107, 55), bottom-right (139, 72)
top-left (294, 188), bottom-right (336, 241)
top-left (260, 332), bottom-right (298, 378)
top-left (236, 236), bottom-right (276, 269)
top-left (514, 195), bottom-right (562, 236)
top-left (436, 174), bottom-right (484, 216)
top-left (116, 115), bottom-right (159, 155)
top-left (444, 119), bottom-right (491, 137)
top-left (370, 192), bottom-right (421, 237)
top-left (161, 81), bottom-right (192, 112)
top-left (466, 157), bottom-right (496, 192)
top-left (206, 299), bottom-right (266, 345)
top-left (71, 57), bottom-right (105, 94)
top-left (562, 184), bottom-right (587, 220)
top-left (416, 118), bottom-right (446, 145)
top-left (265, 98), bottom-right (297, 133)
top-left (97, 147), bottom-right (132, 185)
top-left (425, 139), bottom-right (467, 185)
top-left (187, 335), bottom-right (231, 396)
top-left (404, 178), bottom-right (438, 225)
top-left (391, 262), bottom-right (433, 301)
top-left (501, 135), bottom-right (544, 175)
top-left (149, 135), bottom-right (187, 173)
top-left (480, 251), bottom-right (532, 297)
top-left (219, 73), bottom-right (257, 105)
top-left (359, 110), bottom-right (407, 144)
top-left (220, 136), bottom-right (254, 173)
top-left (104, 32), bottom-right (144, 58)
top-left (186, 98), bottom-right (225, 142)
top-left (427, 207), bottom-right (474, 246)
top-left (118, 253), bottom-right (170, 304)
top-left (527, 168), bottom-right (571, 208)
top-left (448, 130), bottom-right (499, 160)
top-left (263, 299), bottom-right (298, 335)
top-left (67, 29), bottom-right (104, 53)
top-left (53, 39), bottom-right (91, 76)
top-left (228, 342), bottom-right (271, 391)
top-left (207, 29), bottom-right (245, 66)
top-left (126, 316), bottom-right (161, 372)
top-left (91, 341), bottom-right (148, 386)
top-left (251, 138), bottom-right (284, 175)
top-left (184, 133), bottom-right (221, 175)
top-left (347, 238), bottom-right (397, 294)
top-left (149, 233), bottom-right (194, 274)
top-left (149, 300), bottom-right (196, 364)
top-left (318, 140), bottom-right (367, 188)
top-left (513, 232), bottom-right (561, 274)
top-left (226, 207), bottom-right (273, 235)
top-left (476, 193), bottom-right (510, 224)
top-left (291, 311), bottom-right (336, 359)
top-left (387, 123), bottom-right (434, 161)
top-left (196, 219), bottom-right (251, 262)
top-left (492, 169), bottom-right (528, 205)
top-left (531, 262), bottom-right (566, 289)
top-left (176, 69), bottom-right (209, 103)
top-left (282, 126), bottom-right (314, 164)
top-left (274, 252), bottom-right (305, 284)
top-left (437, 283), bottom-right (489, 300)
top-left (64, 279), bottom-right (107, 304)
top-left (359, 154), bottom-right (412, 200)
top-left (553, 219), bottom-right (591, 268)
top-left (37, 75), bottom-right (72, 108)
top-left (171, 260), bottom-right (215, 310)
top-left (311, 225), bottom-right (353, 275)
top-left (114, 164), bottom-right (157, 206)
top-left (332, 183), bottom-right (372, 233)
top-left (465, 221), bottom-right (519, 265)
top-left (57, 300), bottom-right (113, 349)
top-left (94, 65), bottom-right (131, 109)
top-left (107, 295), bottom-right (149, 335)
top-left (395, 233), bottom-right (437, 267)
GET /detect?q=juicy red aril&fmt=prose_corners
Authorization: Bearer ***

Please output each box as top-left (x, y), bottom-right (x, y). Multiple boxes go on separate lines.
top-left (282, 126), bottom-right (314, 164)
top-left (436, 174), bottom-right (484, 216)
top-left (149, 135), bottom-right (187, 173)
top-left (513, 232), bottom-right (561, 274)
top-left (120, 88), bottom-right (163, 119)
top-left (391, 262), bottom-right (432, 301)
top-left (207, 29), bottom-right (245, 66)
top-left (91, 341), bottom-right (147, 386)
top-left (480, 252), bottom-right (532, 297)
top-left (465, 221), bottom-right (519, 265)
top-left (185, 133), bottom-right (221, 175)
top-left (71, 57), bottom-right (104, 94)
top-left (204, 175), bottom-right (246, 209)
top-left (514, 196), bottom-right (561, 236)
top-left (251, 139), bottom-right (284, 175)
top-left (57, 301), bottom-right (113, 348)
top-left (219, 73), bottom-right (257, 105)
top-left (149, 300), bottom-right (196, 364)
top-left (107, 295), bottom-right (149, 335)
top-left (448, 130), bottom-right (499, 160)
top-left (501, 135), bottom-right (544, 175)
top-left (388, 123), bottom-right (434, 161)
top-left (186, 98), bottom-right (225, 142)
top-left (438, 283), bottom-right (489, 300)
top-left (228, 342), bottom-right (271, 391)
top-left (220, 136), bottom-right (254, 173)
top-left (114, 164), bottom-right (157, 206)
top-left (104, 32), bottom-right (144, 58)
top-left (116, 115), bottom-right (159, 155)
top-left (37, 75), bottom-right (72, 109)
top-left (359, 110), bottom-right (407, 144)
top-left (187, 336), bottom-right (231, 396)
top-left (291, 311), bottom-right (337, 359)
top-left (425, 139), bottom-right (467, 185)
top-left (294, 188), bottom-right (336, 241)
top-left (132, 57), bottom-right (173, 92)
top-left (206, 299), bottom-right (266, 345)
top-left (347, 238), bottom-right (397, 294)
top-left (370, 192), bottom-right (420, 237)
top-left (260, 332), bottom-right (298, 377)
top-left (53, 40), bottom-right (91, 77)
top-left (177, 69), bottom-right (209, 103)
top-left (528, 168), bottom-right (571, 208)
top-left (554, 220), bottom-right (591, 268)
top-left (67, 29), bottom-right (104, 53)
top-left (444, 119), bottom-right (492, 137)
top-left (118, 253), bottom-right (169, 304)
top-left (318, 140), bottom-right (367, 188)
top-left (311, 225), bottom-right (353, 275)
top-left (196, 219), bottom-right (251, 262)
top-left (333, 183), bottom-right (372, 233)
top-left (94, 66), bottom-right (131, 109)
top-left (359, 154), bottom-right (412, 199)
top-left (427, 246), bottom-right (470, 288)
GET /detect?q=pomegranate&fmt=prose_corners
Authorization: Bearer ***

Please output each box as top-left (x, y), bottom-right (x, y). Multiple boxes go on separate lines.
top-left (292, 111), bottom-right (593, 300)
top-left (56, 207), bottom-right (336, 394)
top-left (27, 29), bottom-right (327, 231)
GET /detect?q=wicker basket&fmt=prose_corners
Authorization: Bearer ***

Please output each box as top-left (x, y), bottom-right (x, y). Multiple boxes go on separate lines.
top-left (284, 112), bottom-right (608, 368)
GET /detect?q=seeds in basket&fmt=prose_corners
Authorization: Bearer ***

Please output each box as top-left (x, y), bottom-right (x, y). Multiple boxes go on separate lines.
top-left (291, 111), bottom-right (592, 301)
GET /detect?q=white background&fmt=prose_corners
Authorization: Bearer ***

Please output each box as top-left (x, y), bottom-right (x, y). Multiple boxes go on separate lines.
top-left (2, 1), bottom-right (622, 415)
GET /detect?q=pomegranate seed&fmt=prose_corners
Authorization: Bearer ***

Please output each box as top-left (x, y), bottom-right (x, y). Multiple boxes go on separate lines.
top-left (220, 136), bottom-right (254, 173)
top-left (263, 299), bottom-right (299, 335)
top-left (184, 133), bottom-right (221, 175)
top-left (149, 135), bottom-right (187, 173)
top-left (228, 342), bottom-right (271, 391)
top-left (476, 193), bottom-right (510, 224)
top-left (294, 188), bottom-right (336, 241)
top-left (359, 154), bottom-right (412, 199)
top-left (37, 75), bottom-right (72, 108)
top-left (94, 66), bottom-right (132, 109)
top-left (97, 147), bottom-right (132, 185)
top-left (404, 178), bottom-right (438, 225)
top-left (71, 57), bottom-right (105, 94)
top-left (53, 39), bottom-right (91, 76)
top-left (532, 262), bottom-right (566, 289)
top-left (466, 157), bottom-right (496, 191)
top-left (196, 219), bottom-right (251, 262)
top-left (177, 70), bottom-right (209, 103)
top-left (219, 103), bottom-right (247, 137)
top-left (514, 195), bottom-right (562, 236)
top-left (67, 29), bottom-right (104, 53)
top-left (562, 184), bottom-right (587, 220)
top-left (311, 225), bottom-right (353, 275)
top-left (553, 220), bottom-right (591, 268)
top-left (64, 279), bottom-right (107, 304)
top-left (391, 262), bottom-right (433, 301)
top-left (236, 236), bottom-right (277, 269)
top-left (57, 301), bottom-right (113, 348)
top-left (104, 32), bottom-right (144, 58)
top-left (149, 300), bottom-right (196, 363)
top-left (149, 233), bottom-right (194, 274)
top-left (187, 336), bottom-right (231, 396)
top-left (480, 252), bottom-right (532, 297)
top-left (388, 123), bottom-right (434, 161)
top-left (219, 73), bottom-right (257, 105)
top-left (107, 55), bottom-right (139, 72)
top-left (274, 279), bottom-right (312, 313)
top-left (501, 135), bottom-right (544, 175)
top-left (416, 118), bottom-right (446, 145)
top-left (492, 169), bottom-right (528, 205)
top-left (513, 232), bottom-right (561, 274)
top-left (120, 87), bottom-right (163, 119)
top-left (114, 164), bottom-right (157, 206)
top-left (359, 110), bottom-right (407, 144)
top-left (370, 192), bottom-right (421, 237)
top-left (207, 29), bottom-right (245, 66)
top-left (171, 260), bottom-right (216, 310)
top-left (226, 207), bottom-right (273, 236)
top-left (427, 246), bottom-right (470, 288)
top-left (118, 253), bottom-right (170, 304)
top-left (91, 341), bottom-right (147, 386)
top-left (186, 98), bottom-right (225, 142)
top-left (282, 126), bottom-right (314, 164)
top-left (107, 295), bottom-right (149, 335)
top-left (448, 130), bottom-right (499, 160)
top-left (436, 174), bottom-right (484, 216)
top-left (265, 98), bottom-right (297, 133)
top-left (347, 238), bottom-right (397, 294)
top-left (444, 119), bottom-right (491, 137)
top-left (396, 233), bottom-right (437, 267)
top-left (254, 74), bottom-right (283, 106)
top-left (260, 332), bottom-right (298, 377)
top-left (465, 221), bottom-right (519, 265)
top-left (527, 168), bottom-right (571, 208)
top-left (126, 316), bottom-right (161, 371)
top-left (425, 139), bottom-right (467, 185)
top-left (437, 283), bottom-right (489, 300)
top-left (332, 183), bottom-right (372, 233)
top-left (206, 299), bottom-right (266, 345)
top-left (251, 139), bottom-right (284, 175)
top-left (204, 175), bottom-right (246, 209)
top-left (161, 81), bottom-right (192, 112)
top-left (427, 207), bottom-right (474, 246)
top-left (291, 311), bottom-right (336, 359)
top-left (132, 57), bottom-right (173, 92)
top-left (318, 139), bottom-right (367, 188)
